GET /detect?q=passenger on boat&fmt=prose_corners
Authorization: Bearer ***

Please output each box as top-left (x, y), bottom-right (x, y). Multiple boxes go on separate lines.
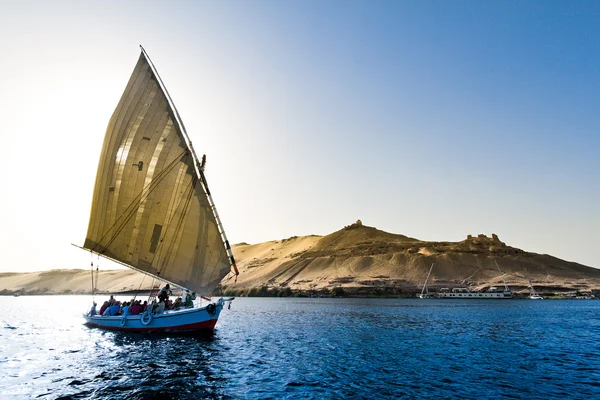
top-left (141, 301), bottom-right (148, 312)
top-left (103, 301), bottom-right (120, 316)
top-left (87, 302), bottom-right (97, 316)
top-left (99, 301), bottom-right (109, 315)
top-left (130, 300), bottom-right (142, 315)
top-left (157, 284), bottom-right (172, 303)
top-left (173, 297), bottom-right (182, 310)
top-left (184, 291), bottom-right (196, 308)
top-left (108, 295), bottom-right (116, 306)
top-left (122, 301), bottom-right (130, 316)
top-left (156, 301), bottom-right (166, 314)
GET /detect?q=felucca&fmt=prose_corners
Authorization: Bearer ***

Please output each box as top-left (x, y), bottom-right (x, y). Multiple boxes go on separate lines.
top-left (78, 47), bottom-right (239, 332)
top-left (528, 280), bottom-right (544, 300)
top-left (417, 263), bottom-right (435, 298)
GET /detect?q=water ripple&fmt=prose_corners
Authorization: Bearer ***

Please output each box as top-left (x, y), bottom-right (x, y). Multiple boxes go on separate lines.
top-left (1, 297), bottom-right (600, 399)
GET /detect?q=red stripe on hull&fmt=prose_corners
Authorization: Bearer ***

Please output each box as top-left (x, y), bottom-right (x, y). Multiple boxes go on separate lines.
top-left (85, 318), bottom-right (218, 333)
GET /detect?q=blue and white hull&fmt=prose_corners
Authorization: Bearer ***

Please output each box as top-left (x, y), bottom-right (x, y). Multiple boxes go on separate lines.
top-left (84, 299), bottom-right (226, 332)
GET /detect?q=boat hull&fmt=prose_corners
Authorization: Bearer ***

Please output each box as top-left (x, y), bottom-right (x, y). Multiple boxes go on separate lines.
top-left (84, 303), bottom-right (222, 333)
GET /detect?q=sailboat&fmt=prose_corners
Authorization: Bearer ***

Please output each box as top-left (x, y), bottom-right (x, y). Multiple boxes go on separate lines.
top-left (79, 46), bottom-right (239, 332)
top-left (417, 263), bottom-right (435, 298)
top-left (528, 280), bottom-right (544, 300)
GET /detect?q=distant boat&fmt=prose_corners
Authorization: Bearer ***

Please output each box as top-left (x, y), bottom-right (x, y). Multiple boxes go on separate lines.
top-left (417, 263), bottom-right (435, 298)
top-left (77, 46), bottom-right (239, 332)
top-left (13, 293), bottom-right (20, 297)
top-left (417, 260), bottom-right (513, 299)
top-left (528, 280), bottom-right (544, 300)
top-left (433, 286), bottom-right (513, 299)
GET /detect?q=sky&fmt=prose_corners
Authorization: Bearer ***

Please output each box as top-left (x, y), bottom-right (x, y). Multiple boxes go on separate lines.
top-left (0, 0), bottom-right (598, 272)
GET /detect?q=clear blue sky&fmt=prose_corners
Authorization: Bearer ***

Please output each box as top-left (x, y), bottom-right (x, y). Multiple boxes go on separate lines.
top-left (0, 1), bottom-right (598, 272)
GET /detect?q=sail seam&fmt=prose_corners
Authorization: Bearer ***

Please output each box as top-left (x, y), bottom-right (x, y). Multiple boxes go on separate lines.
top-left (157, 176), bottom-right (196, 278)
top-left (92, 149), bottom-right (187, 253)
top-left (150, 158), bottom-right (195, 278)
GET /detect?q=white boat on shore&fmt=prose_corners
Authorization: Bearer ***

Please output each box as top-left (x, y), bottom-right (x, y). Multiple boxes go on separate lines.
top-left (528, 280), bottom-right (544, 300)
top-left (78, 47), bottom-right (239, 333)
top-left (417, 263), bottom-right (436, 299)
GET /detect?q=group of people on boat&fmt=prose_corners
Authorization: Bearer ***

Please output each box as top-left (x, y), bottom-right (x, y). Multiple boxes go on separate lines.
top-left (100, 299), bottom-right (148, 316)
top-left (155, 284), bottom-right (197, 309)
top-left (87, 285), bottom-right (197, 317)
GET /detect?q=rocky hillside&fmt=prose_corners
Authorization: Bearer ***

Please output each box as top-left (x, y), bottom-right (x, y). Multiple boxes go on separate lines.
top-left (222, 221), bottom-right (600, 296)
top-left (2, 222), bottom-right (599, 296)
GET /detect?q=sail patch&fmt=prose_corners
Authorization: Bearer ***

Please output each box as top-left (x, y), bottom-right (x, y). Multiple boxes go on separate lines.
top-left (149, 224), bottom-right (162, 253)
top-left (134, 161), bottom-right (144, 171)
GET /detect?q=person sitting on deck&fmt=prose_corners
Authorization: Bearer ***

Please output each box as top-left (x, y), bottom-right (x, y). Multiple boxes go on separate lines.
top-left (157, 284), bottom-right (172, 303)
top-left (130, 301), bottom-right (142, 315)
top-left (87, 302), bottom-right (97, 316)
top-left (184, 291), bottom-right (196, 308)
top-left (156, 301), bottom-right (165, 314)
top-left (122, 302), bottom-right (130, 316)
top-left (103, 301), bottom-right (120, 316)
top-left (99, 301), bottom-right (109, 315)
top-left (173, 297), bottom-right (182, 310)
top-left (141, 301), bottom-right (148, 312)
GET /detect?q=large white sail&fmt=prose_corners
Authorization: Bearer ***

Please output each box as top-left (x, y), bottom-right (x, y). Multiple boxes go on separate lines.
top-left (84, 52), bottom-right (231, 295)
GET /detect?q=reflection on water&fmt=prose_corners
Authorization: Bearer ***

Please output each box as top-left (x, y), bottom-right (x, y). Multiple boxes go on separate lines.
top-left (1, 296), bottom-right (600, 399)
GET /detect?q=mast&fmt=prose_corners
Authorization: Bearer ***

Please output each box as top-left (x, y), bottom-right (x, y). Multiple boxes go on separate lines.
top-left (528, 279), bottom-right (536, 296)
top-left (421, 263), bottom-right (435, 295)
top-left (494, 260), bottom-right (510, 292)
top-left (139, 45), bottom-right (239, 278)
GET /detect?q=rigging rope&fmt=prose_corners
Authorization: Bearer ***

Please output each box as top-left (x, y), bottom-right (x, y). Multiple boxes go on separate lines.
top-left (88, 149), bottom-right (191, 306)
top-left (92, 149), bottom-right (187, 254)
top-left (95, 255), bottom-right (100, 294)
top-left (136, 154), bottom-right (195, 301)
top-left (89, 258), bottom-right (94, 298)
top-left (156, 176), bottom-right (195, 277)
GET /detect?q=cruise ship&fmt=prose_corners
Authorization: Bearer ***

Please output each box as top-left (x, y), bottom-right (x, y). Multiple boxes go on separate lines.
top-left (434, 286), bottom-right (513, 299)
top-left (418, 261), bottom-right (513, 299)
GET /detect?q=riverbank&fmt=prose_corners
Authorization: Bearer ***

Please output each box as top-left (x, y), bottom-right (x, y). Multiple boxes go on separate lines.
top-left (2, 284), bottom-right (598, 300)
top-left (3, 224), bottom-right (600, 298)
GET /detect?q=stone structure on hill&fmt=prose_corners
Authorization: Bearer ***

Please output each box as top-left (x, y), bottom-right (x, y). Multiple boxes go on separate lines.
top-left (344, 219), bottom-right (364, 230)
top-left (2, 224), bottom-right (599, 297)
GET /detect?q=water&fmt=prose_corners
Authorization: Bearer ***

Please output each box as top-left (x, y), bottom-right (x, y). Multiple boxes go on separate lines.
top-left (1, 296), bottom-right (600, 399)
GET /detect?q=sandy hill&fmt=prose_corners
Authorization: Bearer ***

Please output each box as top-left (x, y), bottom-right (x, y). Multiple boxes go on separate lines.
top-left (224, 222), bottom-right (600, 295)
top-left (2, 222), bottom-right (599, 296)
top-left (0, 269), bottom-right (157, 295)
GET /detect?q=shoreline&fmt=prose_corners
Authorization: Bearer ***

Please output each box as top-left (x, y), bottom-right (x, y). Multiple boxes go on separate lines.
top-left (3, 287), bottom-right (597, 300)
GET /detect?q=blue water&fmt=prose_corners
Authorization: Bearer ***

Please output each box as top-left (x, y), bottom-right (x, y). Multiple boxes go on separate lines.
top-left (1, 296), bottom-right (599, 399)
